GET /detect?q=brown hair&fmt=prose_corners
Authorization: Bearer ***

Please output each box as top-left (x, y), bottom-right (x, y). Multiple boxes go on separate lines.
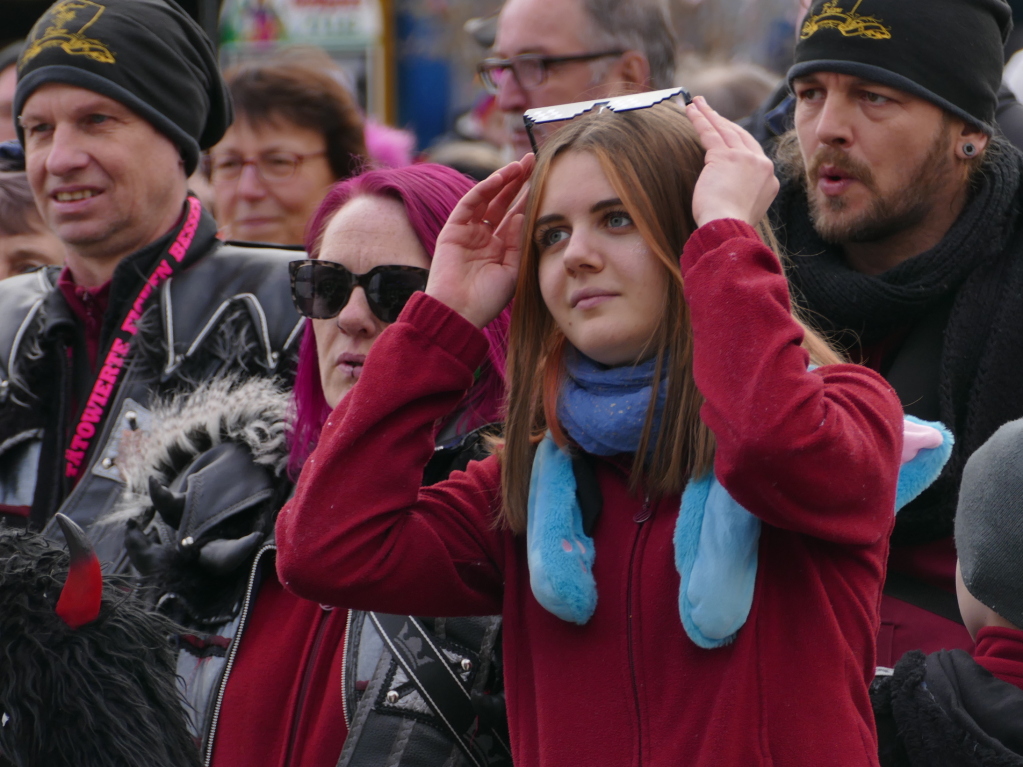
top-left (0, 171), bottom-right (44, 237)
top-left (223, 52), bottom-right (367, 181)
top-left (498, 103), bottom-right (841, 534)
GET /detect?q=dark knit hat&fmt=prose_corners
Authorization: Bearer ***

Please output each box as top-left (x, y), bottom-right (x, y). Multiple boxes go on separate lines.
top-left (955, 418), bottom-right (1023, 629)
top-left (788, 0), bottom-right (1012, 133)
top-left (13, 0), bottom-right (232, 175)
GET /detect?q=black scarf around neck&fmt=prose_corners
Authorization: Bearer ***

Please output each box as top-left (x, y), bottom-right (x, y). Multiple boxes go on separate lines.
top-left (774, 143), bottom-right (1023, 544)
top-left (775, 144), bottom-right (1020, 347)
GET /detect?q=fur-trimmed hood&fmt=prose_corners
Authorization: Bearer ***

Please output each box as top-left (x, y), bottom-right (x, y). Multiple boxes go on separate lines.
top-left (113, 376), bottom-right (293, 627)
top-left (873, 648), bottom-right (1023, 766)
top-left (114, 375), bottom-right (292, 528)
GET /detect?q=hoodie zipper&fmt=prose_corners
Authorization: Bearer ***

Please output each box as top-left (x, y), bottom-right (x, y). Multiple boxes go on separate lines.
top-left (204, 542), bottom-right (275, 767)
top-left (340, 608), bottom-right (354, 728)
top-left (626, 493), bottom-right (651, 765)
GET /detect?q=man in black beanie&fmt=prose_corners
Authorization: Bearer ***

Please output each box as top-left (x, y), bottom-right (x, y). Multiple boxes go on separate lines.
top-left (0, 0), bottom-right (305, 761)
top-left (0, 0), bottom-right (301, 616)
top-left (770, 0), bottom-right (1023, 667)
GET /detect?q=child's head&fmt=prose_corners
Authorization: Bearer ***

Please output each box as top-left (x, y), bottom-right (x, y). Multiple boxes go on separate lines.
top-left (955, 418), bottom-right (1023, 639)
top-left (500, 104), bottom-right (712, 532)
top-left (520, 102), bottom-right (706, 367)
top-left (498, 103), bottom-right (839, 532)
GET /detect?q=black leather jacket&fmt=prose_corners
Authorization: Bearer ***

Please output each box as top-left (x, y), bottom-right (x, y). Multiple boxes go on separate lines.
top-left (116, 381), bottom-right (509, 766)
top-left (0, 222), bottom-right (302, 564)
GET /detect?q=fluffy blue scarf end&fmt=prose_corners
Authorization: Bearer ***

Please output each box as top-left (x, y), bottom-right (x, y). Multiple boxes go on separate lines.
top-left (526, 416), bottom-right (954, 647)
top-left (895, 416), bottom-right (954, 511)
top-left (526, 437), bottom-right (597, 624)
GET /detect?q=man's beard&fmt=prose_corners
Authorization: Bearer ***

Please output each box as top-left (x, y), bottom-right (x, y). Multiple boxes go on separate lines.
top-left (803, 128), bottom-right (956, 244)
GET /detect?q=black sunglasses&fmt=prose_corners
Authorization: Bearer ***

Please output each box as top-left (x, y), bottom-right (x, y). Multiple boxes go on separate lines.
top-left (289, 260), bottom-right (430, 323)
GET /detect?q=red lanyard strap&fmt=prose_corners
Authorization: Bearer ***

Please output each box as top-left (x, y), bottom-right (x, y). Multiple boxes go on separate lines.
top-left (64, 197), bottom-right (203, 479)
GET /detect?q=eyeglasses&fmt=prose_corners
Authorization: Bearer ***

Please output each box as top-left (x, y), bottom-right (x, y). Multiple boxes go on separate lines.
top-left (477, 50), bottom-right (626, 94)
top-left (522, 86), bottom-right (693, 152)
top-left (289, 260), bottom-right (430, 324)
top-left (206, 150), bottom-right (327, 183)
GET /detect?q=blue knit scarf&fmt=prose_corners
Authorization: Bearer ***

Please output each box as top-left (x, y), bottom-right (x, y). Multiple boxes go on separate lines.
top-left (557, 348), bottom-right (667, 457)
top-left (526, 349), bottom-right (955, 648)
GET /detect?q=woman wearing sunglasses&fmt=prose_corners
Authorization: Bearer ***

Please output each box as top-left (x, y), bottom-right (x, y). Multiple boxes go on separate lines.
top-left (276, 99), bottom-right (950, 765)
top-left (230, 163), bottom-right (511, 767)
top-left (122, 164), bottom-right (511, 767)
top-left (288, 165), bottom-right (507, 466)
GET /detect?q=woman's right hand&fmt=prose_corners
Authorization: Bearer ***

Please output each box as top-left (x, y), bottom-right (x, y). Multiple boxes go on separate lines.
top-left (427, 154), bottom-right (534, 328)
top-left (685, 96), bottom-right (779, 229)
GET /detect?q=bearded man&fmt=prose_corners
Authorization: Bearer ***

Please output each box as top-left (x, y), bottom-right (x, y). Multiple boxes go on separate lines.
top-left (772, 0), bottom-right (1022, 667)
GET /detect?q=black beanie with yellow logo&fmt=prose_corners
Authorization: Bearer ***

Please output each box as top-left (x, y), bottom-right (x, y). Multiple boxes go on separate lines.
top-left (789, 0), bottom-right (1012, 133)
top-left (13, 0), bottom-right (232, 174)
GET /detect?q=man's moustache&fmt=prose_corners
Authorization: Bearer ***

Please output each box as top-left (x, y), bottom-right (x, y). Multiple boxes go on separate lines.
top-left (807, 148), bottom-right (875, 189)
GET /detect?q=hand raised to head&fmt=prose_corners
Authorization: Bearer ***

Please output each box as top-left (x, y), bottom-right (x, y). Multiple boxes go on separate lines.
top-left (685, 96), bottom-right (779, 229)
top-left (427, 154), bottom-right (535, 328)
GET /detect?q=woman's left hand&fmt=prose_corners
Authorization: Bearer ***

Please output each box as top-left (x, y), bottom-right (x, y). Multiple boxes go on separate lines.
top-left (686, 96), bottom-right (780, 228)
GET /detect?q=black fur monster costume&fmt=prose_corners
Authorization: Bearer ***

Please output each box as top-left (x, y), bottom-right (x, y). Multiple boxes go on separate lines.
top-left (0, 516), bottom-right (199, 767)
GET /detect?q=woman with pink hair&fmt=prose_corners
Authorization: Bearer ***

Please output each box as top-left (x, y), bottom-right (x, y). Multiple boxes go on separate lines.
top-left (123, 164), bottom-right (510, 767)
top-left (224, 163), bottom-right (509, 767)
top-left (288, 163), bottom-right (508, 478)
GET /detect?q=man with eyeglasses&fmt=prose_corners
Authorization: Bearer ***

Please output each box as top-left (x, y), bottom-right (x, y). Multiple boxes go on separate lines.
top-left (0, 0), bottom-right (300, 558)
top-left (479, 0), bottom-right (677, 157)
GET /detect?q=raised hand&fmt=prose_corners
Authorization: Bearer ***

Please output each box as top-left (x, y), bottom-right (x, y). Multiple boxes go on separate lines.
top-left (685, 96), bottom-right (779, 228)
top-left (427, 154), bottom-right (534, 328)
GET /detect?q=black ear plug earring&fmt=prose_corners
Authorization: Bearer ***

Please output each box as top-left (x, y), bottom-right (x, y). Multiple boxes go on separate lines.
top-left (963, 143), bottom-right (977, 157)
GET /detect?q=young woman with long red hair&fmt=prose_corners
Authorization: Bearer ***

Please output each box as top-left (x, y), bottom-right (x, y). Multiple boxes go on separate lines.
top-left (276, 98), bottom-right (950, 766)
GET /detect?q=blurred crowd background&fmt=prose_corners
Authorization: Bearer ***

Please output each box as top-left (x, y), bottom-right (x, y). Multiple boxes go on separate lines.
top-left (2, 0), bottom-right (806, 154)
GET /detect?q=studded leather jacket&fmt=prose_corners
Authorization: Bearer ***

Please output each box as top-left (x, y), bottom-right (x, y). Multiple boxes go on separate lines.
top-left (114, 375), bottom-right (509, 767)
top-left (0, 205), bottom-right (302, 564)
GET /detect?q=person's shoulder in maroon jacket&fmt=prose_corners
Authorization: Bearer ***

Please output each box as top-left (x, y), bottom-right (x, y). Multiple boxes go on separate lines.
top-left (872, 418), bottom-right (1023, 766)
top-left (276, 98), bottom-right (920, 766)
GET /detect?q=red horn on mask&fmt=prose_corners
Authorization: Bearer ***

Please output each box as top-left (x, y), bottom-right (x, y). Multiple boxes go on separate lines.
top-left (54, 513), bottom-right (102, 629)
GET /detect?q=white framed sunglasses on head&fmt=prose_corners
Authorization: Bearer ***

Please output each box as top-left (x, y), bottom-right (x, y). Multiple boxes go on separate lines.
top-left (522, 86), bottom-right (693, 153)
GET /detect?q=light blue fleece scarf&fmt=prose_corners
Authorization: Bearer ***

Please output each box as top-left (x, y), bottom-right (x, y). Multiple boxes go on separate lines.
top-left (527, 353), bottom-right (955, 648)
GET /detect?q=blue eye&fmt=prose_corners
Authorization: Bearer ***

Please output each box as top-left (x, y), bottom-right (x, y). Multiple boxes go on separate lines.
top-left (607, 212), bottom-right (632, 228)
top-left (23, 122), bottom-right (52, 136)
top-left (536, 226), bottom-right (569, 249)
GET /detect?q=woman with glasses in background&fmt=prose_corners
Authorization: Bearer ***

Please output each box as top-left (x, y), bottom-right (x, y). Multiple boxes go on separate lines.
top-left (206, 51), bottom-right (367, 246)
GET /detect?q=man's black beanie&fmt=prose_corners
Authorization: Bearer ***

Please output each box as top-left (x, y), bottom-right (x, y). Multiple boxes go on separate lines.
top-left (788, 0), bottom-right (1012, 134)
top-left (14, 0), bottom-right (232, 175)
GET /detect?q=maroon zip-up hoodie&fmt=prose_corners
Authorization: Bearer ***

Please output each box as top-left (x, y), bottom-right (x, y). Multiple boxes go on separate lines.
top-left (277, 219), bottom-right (904, 767)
